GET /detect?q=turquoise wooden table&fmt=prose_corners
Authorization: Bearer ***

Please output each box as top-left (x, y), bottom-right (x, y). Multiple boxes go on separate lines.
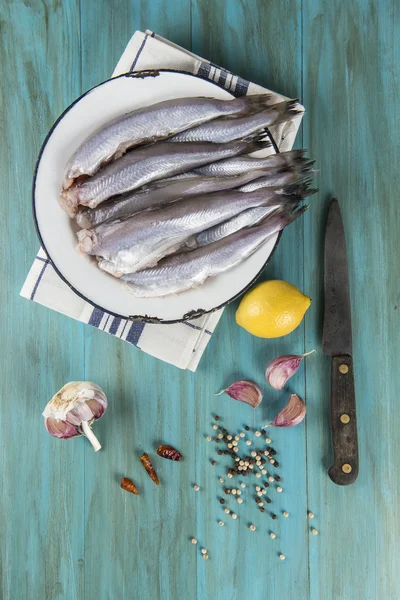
top-left (1, 1), bottom-right (399, 599)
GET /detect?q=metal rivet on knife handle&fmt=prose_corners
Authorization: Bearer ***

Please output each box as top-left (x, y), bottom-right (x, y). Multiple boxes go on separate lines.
top-left (339, 364), bottom-right (349, 374)
top-left (340, 414), bottom-right (350, 424)
top-left (342, 463), bottom-right (352, 473)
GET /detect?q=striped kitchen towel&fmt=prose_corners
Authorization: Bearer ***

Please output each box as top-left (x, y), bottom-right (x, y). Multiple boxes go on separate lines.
top-left (21, 30), bottom-right (303, 371)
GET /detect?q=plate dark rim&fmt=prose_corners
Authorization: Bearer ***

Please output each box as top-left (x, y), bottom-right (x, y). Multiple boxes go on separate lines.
top-left (32, 68), bottom-right (282, 325)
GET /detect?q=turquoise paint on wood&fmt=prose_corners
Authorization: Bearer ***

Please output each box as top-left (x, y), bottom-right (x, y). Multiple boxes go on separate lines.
top-left (0, 1), bottom-right (399, 599)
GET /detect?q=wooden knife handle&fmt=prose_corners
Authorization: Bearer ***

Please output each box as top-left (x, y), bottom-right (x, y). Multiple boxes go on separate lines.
top-left (328, 355), bottom-right (359, 485)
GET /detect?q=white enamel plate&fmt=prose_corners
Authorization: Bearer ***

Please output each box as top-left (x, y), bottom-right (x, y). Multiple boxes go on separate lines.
top-left (33, 70), bottom-right (280, 323)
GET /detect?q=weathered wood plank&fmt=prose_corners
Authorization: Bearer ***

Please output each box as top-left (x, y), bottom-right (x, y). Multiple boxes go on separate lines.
top-left (0, 1), bottom-right (85, 599)
top-left (303, 1), bottom-right (400, 598)
top-left (192, 2), bottom-right (307, 599)
top-left (79, 5), bottom-right (194, 600)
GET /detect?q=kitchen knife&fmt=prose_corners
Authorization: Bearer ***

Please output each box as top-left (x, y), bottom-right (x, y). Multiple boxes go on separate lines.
top-left (323, 198), bottom-right (359, 485)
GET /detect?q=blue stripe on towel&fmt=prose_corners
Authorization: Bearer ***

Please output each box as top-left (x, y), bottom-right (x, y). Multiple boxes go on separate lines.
top-left (88, 307), bottom-right (105, 328)
top-left (130, 33), bottom-right (149, 71)
top-left (109, 317), bottom-right (121, 335)
top-left (30, 261), bottom-right (49, 300)
top-left (125, 322), bottom-right (145, 346)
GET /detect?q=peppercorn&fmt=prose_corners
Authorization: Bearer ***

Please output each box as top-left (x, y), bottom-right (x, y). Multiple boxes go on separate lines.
top-left (271, 514), bottom-right (277, 520)
top-left (217, 450), bottom-right (223, 455)
top-left (260, 507), bottom-right (265, 513)
top-left (219, 498), bottom-right (225, 504)
top-left (275, 475), bottom-right (281, 482)
top-left (244, 425), bottom-right (250, 431)
top-left (266, 498), bottom-right (272, 504)
top-left (215, 415), bottom-right (220, 421)
top-left (273, 461), bottom-right (279, 468)
top-left (211, 460), bottom-right (217, 466)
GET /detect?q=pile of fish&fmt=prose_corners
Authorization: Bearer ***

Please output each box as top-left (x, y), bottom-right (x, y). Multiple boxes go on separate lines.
top-left (61, 94), bottom-right (316, 297)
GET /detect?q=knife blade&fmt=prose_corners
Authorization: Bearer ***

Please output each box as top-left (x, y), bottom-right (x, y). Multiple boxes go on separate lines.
top-left (323, 198), bottom-right (359, 485)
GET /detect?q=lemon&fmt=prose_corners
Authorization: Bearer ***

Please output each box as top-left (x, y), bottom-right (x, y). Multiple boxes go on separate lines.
top-left (236, 280), bottom-right (311, 338)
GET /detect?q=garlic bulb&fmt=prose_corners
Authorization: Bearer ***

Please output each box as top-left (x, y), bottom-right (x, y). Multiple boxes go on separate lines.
top-left (43, 381), bottom-right (107, 451)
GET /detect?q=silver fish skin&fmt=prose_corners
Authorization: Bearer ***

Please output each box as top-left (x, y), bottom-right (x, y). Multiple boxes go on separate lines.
top-left (61, 136), bottom-right (270, 217)
top-left (190, 206), bottom-right (278, 247)
top-left (194, 149), bottom-right (314, 176)
top-left (122, 207), bottom-right (307, 297)
top-left (63, 94), bottom-right (274, 189)
top-left (75, 168), bottom-right (282, 229)
top-left (169, 100), bottom-right (301, 143)
top-left (76, 188), bottom-right (298, 276)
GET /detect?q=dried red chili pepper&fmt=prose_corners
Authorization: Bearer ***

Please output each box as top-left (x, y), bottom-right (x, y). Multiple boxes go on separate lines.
top-left (120, 477), bottom-right (139, 495)
top-left (156, 444), bottom-right (183, 461)
top-left (140, 453), bottom-right (159, 485)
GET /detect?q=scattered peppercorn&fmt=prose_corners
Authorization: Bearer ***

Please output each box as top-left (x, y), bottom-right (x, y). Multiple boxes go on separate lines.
top-left (279, 554), bottom-right (285, 561)
top-left (271, 514), bottom-right (277, 520)
top-left (283, 511), bottom-right (289, 517)
top-left (193, 485), bottom-right (200, 491)
top-left (219, 498), bottom-right (225, 504)
top-left (212, 424), bottom-right (218, 430)
top-left (266, 498), bottom-right (272, 504)
top-left (249, 524), bottom-right (256, 531)
top-left (219, 521), bottom-right (224, 526)
top-left (217, 450), bottom-right (223, 455)
top-left (203, 554), bottom-right (209, 560)
top-left (244, 425), bottom-right (250, 431)
top-left (260, 507), bottom-right (265, 513)
top-left (266, 437), bottom-right (271, 443)
top-left (211, 460), bottom-right (217, 466)
top-left (201, 548), bottom-right (207, 555)
top-left (261, 429), bottom-right (266, 436)
top-left (273, 461), bottom-right (279, 468)
top-left (224, 508), bottom-right (230, 514)
top-left (191, 538), bottom-right (197, 544)
top-left (311, 528), bottom-right (319, 536)
top-left (231, 513), bottom-right (237, 520)
top-left (275, 475), bottom-right (281, 482)
top-left (270, 532), bottom-right (276, 539)
top-left (206, 436), bottom-right (212, 441)
top-left (308, 511), bottom-right (315, 519)
top-left (215, 415), bottom-right (220, 421)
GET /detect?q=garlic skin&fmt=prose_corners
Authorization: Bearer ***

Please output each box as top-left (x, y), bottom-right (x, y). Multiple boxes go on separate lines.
top-left (216, 380), bottom-right (262, 408)
top-left (268, 393), bottom-right (306, 427)
top-left (266, 350), bottom-right (315, 390)
top-left (43, 382), bottom-right (107, 451)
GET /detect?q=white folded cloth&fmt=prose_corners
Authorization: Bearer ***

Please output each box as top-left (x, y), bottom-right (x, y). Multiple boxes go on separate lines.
top-left (21, 30), bottom-right (303, 371)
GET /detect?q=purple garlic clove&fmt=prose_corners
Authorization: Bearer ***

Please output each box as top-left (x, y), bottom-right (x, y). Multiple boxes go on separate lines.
top-left (268, 393), bottom-right (306, 427)
top-left (216, 380), bottom-right (262, 408)
top-left (266, 350), bottom-right (315, 390)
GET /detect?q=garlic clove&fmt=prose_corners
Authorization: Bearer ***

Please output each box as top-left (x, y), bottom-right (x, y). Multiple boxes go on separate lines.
top-left (44, 417), bottom-right (80, 439)
top-left (216, 380), bottom-right (262, 408)
top-left (266, 350), bottom-right (315, 390)
top-left (268, 393), bottom-right (306, 427)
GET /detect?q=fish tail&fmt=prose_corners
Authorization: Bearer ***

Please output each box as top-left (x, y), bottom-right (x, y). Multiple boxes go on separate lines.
top-left (231, 93), bottom-right (275, 116)
top-left (279, 180), bottom-right (319, 199)
top-left (239, 132), bottom-right (272, 154)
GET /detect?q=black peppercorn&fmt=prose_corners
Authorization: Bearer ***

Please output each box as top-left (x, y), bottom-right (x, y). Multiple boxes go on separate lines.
top-left (264, 482), bottom-right (270, 487)
top-left (261, 429), bottom-right (266, 435)
top-left (275, 475), bottom-right (281, 482)
top-left (244, 425), bottom-right (250, 431)
top-left (217, 450), bottom-right (222, 455)
top-left (270, 449), bottom-right (277, 456)
top-left (211, 460), bottom-right (217, 466)
top-left (219, 498), bottom-right (225, 504)
top-left (225, 488), bottom-right (231, 494)
top-left (215, 415), bottom-right (220, 421)
top-left (266, 497), bottom-right (272, 504)
top-left (271, 514), bottom-right (277, 520)
top-left (260, 507), bottom-right (265, 513)
top-left (273, 461), bottom-right (279, 468)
